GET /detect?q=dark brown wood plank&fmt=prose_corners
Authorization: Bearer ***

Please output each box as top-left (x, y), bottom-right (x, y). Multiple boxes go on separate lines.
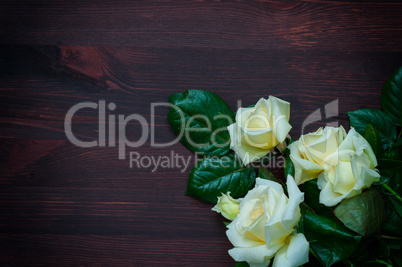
top-left (1, 1), bottom-right (402, 51)
top-left (1, 45), bottom-right (400, 140)
top-left (0, 234), bottom-right (232, 266)
top-left (1, 1), bottom-right (401, 266)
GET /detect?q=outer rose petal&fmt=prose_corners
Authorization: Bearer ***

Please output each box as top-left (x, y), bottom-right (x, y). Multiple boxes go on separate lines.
top-left (289, 147), bottom-right (324, 185)
top-left (227, 220), bottom-right (265, 248)
top-left (282, 176), bottom-right (304, 231)
top-left (255, 177), bottom-right (284, 194)
top-left (265, 176), bottom-right (303, 248)
top-left (272, 233), bottom-right (309, 267)
top-left (228, 244), bottom-right (281, 267)
top-left (319, 166), bottom-right (380, 207)
top-left (268, 96), bottom-right (292, 143)
top-left (227, 123), bottom-right (270, 165)
top-left (338, 128), bottom-right (378, 167)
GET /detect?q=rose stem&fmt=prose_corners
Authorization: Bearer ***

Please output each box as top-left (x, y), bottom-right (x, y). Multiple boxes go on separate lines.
top-left (381, 184), bottom-right (402, 202)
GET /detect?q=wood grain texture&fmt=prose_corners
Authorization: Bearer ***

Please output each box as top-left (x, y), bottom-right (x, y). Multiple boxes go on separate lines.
top-left (1, 1), bottom-right (402, 51)
top-left (0, 1), bottom-right (402, 266)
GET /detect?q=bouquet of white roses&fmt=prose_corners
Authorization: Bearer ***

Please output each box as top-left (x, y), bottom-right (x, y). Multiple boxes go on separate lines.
top-left (167, 66), bottom-right (402, 266)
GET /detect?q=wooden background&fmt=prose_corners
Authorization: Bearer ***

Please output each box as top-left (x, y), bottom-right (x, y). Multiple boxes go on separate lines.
top-left (1, 1), bottom-right (401, 266)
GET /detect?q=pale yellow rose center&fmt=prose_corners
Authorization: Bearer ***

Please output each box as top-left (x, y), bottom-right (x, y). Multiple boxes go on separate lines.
top-left (246, 108), bottom-right (271, 130)
top-left (240, 200), bottom-right (266, 243)
top-left (249, 205), bottom-right (264, 222)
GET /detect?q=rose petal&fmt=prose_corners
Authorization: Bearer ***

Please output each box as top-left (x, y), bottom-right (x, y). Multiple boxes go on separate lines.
top-left (265, 195), bottom-right (290, 247)
top-left (319, 166), bottom-right (380, 207)
top-left (272, 233), bottom-right (309, 267)
top-left (228, 123), bottom-right (270, 165)
top-left (333, 161), bottom-right (355, 194)
top-left (227, 216), bottom-right (265, 248)
top-left (282, 175), bottom-right (304, 231)
top-left (256, 178), bottom-right (284, 194)
top-left (289, 152), bottom-right (324, 184)
top-left (242, 127), bottom-right (277, 150)
top-left (228, 243), bottom-right (280, 267)
top-left (268, 96), bottom-right (291, 143)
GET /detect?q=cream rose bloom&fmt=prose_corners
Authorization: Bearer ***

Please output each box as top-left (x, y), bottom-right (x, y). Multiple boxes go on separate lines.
top-left (289, 126), bottom-right (347, 185)
top-left (226, 176), bottom-right (309, 267)
top-left (227, 96), bottom-right (291, 165)
top-left (289, 126), bottom-right (380, 207)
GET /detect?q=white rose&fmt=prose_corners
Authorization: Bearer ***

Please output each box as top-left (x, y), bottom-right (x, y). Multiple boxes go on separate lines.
top-left (212, 192), bottom-right (240, 221)
top-left (227, 96), bottom-right (291, 165)
top-left (318, 128), bottom-right (380, 206)
top-left (226, 176), bottom-right (309, 267)
top-left (289, 126), bottom-right (347, 185)
top-left (289, 126), bottom-right (380, 206)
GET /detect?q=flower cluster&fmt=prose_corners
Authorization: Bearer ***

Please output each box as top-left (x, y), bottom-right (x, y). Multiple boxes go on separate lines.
top-left (289, 126), bottom-right (380, 206)
top-left (214, 176), bottom-right (309, 267)
top-left (167, 66), bottom-right (402, 267)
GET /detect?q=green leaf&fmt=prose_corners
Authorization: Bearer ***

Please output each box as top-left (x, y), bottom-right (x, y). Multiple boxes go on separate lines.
top-left (383, 198), bottom-right (402, 236)
top-left (168, 89), bottom-right (235, 156)
top-left (378, 142), bottom-right (402, 196)
top-left (388, 141), bottom-right (402, 158)
top-left (187, 153), bottom-right (255, 203)
top-left (296, 203), bottom-right (306, 234)
top-left (334, 190), bottom-right (384, 237)
top-left (389, 171), bottom-right (402, 198)
top-left (364, 124), bottom-right (384, 158)
top-left (258, 167), bottom-right (277, 182)
top-left (385, 238), bottom-right (401, 250)
top-left (303, 210), bottom-right (361, 267)
top-left (390, 196), bottom-right (402, 217)
top-left (348, 109), bottom-right (396, 149)
top-left (284, 156), bottom-right (295, 178)
top-left (299, 180), bottom-right (335, 218)
top-left (392, 253), bottom-right (402, 267)
top-left (234, 262), bottom-right (249, 267)
top-left (350, 238), bottom-right (390, 265)
top-left (381, 66), bottom-right (402, 126)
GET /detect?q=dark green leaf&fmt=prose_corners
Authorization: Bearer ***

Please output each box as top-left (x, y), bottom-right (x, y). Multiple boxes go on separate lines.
top-left (392, 255), bottom-right (402, 267)
top-left (390, 196), bottom-right (402, 217)
top-left (303, 210), bottom-right (361, 267)
top-left (223, 221), bottom-right (230, 227)
top-left (187, 153), bottom-right (255, 203)
top-left (381, 66), bottom-right (402, 126)
top-left (348, 109), bottom-right (396, 149)
top-left (378, 142), bottom-right (402, 196)
top-left (350, 238), bottom-right (390, 265)
top-left (299, 180), bottom-right (334, 218)
top-left (364, 124), bottom-right (384, 158)
top-left (387, 141), bottom-right (402, 159)
top-left (388, 171), bottom-right (402, 197)
top-left (258, 167), bottom-right (277, 182)
top-left (296, 203), bottom-right (306, 234)
top-left (383, 198), bottom-right (402, 236)
top-left (385, 238), bottom-right (401, 250)
top-left (234, 262), bottom-right (249, 267)
top-left (334, 190), bottom-right (384, 237)
top-left (284, 156), bottom-right (295, 178)
top-left (168, 89), bottom-right (235, 156)
top-left (378, 159), bottom-right (402, 171)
